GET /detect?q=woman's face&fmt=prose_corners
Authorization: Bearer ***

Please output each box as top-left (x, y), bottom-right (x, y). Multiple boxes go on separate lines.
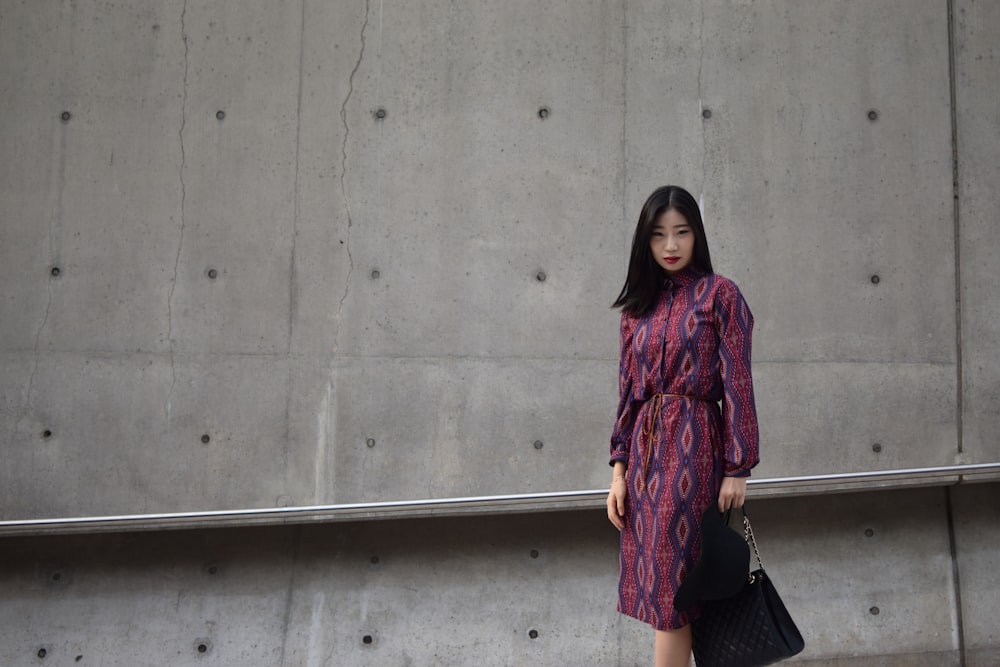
top-left (649, 208), bottom-right (695, 274)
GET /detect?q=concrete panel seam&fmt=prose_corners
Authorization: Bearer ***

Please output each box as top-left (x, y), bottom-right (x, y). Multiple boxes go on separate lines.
top-left (947, 0), bottom-right (964, 455)
top-left (945, 487), bottom-right (967, 665)
top-left (336, 0), bottom-right (370, 354)
top-left (283, 0), bottom-right (308, 489)
top-left (276, 525), bottom-right (303, 666)
top-left (620, 0), bottom-right (628, 240)
top-left (289, 0), bottom-right (307, 355)
top-left (166, 0), bottom-right (190, 428)
top-left (698, 0), bottom-right (707, 196)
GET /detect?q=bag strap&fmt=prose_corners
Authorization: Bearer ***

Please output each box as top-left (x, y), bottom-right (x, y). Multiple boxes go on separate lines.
top-left (741, 507), bottom-right (765, 571)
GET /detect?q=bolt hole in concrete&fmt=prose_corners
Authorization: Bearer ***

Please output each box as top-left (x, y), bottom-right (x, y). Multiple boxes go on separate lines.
top-left (370, 269), bottom-right (380, 279)
top-left (870, 606), bottom-right (880, 615)
top-left (366, 438), bottom-right (376, 448)
top-left (201, 434), bottom-right (211, 444)
top-left (207, 268), bottom-right (218, 279)
top-left (867, 109), bottom-right (879, 121)
top-left (50, 266), bottom-right (61, 277)
top-left (60, 111), bottom-right (71, 122)
top-left (370, 556), bottom-right (380, 565)
top-left (42, 429), bottom-right (52, 439)
top-left (702, 108), bottom-right (712, 119)
top-left (870, 274), bottom-right (880, 284)
top-left (872, 442), bottom-right (882, 453)
top-left (196, 641), bottom-right (211, 654)
top-left (533, 440), bottom-right (544, 450)
top-left (207, 565), bottom-right (219, 575)
top-left (529, 629), bottom-right (539, 639)
top-left (76, 657), bottom-right (82, 663)
top-left (36, 648), bottom-right (47, 659)
top-left (375, 108), bottom-right (386, 120)
top-left (537, 106), bottom-right (549, 119)
top-left (530, 549), bottom-right (539, 559)
top-left (362, 635), bottom-right (373, 645)
top-left (535, 271), bottom-right (546, 282)
top-left (865, 528), bottom-right (874, 538)
top-left (216, 110), bottom-right (225, 120)
top-left (51, 572), bottom-right (61, 581)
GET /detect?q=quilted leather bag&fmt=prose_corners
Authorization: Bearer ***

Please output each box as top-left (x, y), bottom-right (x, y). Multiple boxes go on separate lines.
top-left (691, 508), bottom-right (805, 666)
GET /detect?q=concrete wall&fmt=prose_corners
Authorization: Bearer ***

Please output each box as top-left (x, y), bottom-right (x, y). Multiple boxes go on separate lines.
top-left (1, 0), bottom-right (998, 664)
top-left (1, 484), bottom-right (998, 666)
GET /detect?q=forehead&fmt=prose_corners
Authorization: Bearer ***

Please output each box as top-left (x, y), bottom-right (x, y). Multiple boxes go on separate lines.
top-left (654, 208), bottom-right (691, 228)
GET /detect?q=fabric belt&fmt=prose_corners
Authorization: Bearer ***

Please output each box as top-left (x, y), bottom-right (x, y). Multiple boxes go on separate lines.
top-left (638, 393), bottom-right (715, 491)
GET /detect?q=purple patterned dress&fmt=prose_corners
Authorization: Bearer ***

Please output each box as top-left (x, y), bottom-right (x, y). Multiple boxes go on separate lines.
top-left (610, 266), bottom-right (760, 630)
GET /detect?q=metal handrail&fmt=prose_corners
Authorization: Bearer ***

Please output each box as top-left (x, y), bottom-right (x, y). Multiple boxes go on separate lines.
top-left (1, 462), bottom-right (998, 536)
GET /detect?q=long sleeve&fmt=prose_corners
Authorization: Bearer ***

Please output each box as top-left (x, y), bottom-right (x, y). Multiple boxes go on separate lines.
top-left (714, 278), bottom-right (760, 477)
top-left (609, 311), bottom-right (641, 467)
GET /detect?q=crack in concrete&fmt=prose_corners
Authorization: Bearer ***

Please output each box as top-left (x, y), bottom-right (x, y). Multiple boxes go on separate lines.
top-left (16, 103), bottom-right (68, 435)
top-left (166, 0), bottom-right (189, 427)
top-left (334, 0), bottom-right (370, 354)
top-left (17, 239), bottom-right (55, 437)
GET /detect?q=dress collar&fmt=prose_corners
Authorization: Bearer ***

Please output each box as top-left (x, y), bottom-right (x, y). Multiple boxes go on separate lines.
top-left (664, 265), bottom-right (705, 289)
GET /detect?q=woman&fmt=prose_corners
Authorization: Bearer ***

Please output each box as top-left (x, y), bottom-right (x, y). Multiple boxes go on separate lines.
top-left (606, 185), bottom-right (760, 667)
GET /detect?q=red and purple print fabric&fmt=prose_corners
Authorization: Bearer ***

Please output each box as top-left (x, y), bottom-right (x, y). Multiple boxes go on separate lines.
top-left (609, 266), bottom-right (760, 630)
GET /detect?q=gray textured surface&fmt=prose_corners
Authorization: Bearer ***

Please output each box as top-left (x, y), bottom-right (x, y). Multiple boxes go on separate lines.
top-left (957, 0), bottom-right (1000, 467)
top-left (1, 0), bottom-right (998, 663)
top-left (2, 487), bottom-right (994, 666)
top-left (951, 483), bottom-right (1000, 666)
top-left (1, 0), bottom-right (990, 520)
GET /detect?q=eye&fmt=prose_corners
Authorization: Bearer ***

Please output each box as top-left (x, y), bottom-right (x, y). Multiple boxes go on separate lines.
top-left (651, 231), bottom-right (664, 237)
top-left (677, 229), bottom-right (691, 235)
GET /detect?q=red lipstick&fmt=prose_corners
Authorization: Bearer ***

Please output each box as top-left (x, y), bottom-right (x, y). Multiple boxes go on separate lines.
top-left (665, 257), bottom-right (681, 264)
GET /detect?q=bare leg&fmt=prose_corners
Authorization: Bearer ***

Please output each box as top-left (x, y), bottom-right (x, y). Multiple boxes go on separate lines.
top-left (654, 625), bottom-right (692, 667)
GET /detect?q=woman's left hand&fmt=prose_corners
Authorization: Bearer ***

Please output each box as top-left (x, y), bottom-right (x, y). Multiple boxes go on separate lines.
top-left (718, 476), bottom-right (747, 512)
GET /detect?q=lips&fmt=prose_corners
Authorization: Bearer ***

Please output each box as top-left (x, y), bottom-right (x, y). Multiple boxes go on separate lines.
top-left (665, 257), bottom-right (681, 264)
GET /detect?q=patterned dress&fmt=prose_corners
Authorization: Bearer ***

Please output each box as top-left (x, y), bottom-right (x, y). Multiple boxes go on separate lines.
top-left (610, 266), bottom-right (759, 630)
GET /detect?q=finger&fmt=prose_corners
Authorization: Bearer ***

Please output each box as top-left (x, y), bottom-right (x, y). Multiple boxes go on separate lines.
top-left (718, 492), bottom-right (730, 512)
top-left (607, 503), bottom-right (622, 530)
top-left (617, 494), bottom-right (626, 517)
top-left (608, 497), bottom-right (622, 529)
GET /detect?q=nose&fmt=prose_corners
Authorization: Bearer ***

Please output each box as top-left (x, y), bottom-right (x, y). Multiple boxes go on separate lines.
top-left (665, 235), bottom-right (677, 251)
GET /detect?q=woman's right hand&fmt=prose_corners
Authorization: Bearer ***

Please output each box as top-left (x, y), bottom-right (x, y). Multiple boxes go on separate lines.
top-left (607, 477), bottom-right (627, 531)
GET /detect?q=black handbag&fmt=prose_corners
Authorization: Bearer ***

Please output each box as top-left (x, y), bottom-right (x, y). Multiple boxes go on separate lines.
top-left (691, 508), bottom-right (805, 667)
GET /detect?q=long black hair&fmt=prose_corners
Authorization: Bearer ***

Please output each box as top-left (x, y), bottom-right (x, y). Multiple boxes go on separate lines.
top-left (612, 185), bottom-right (714, 316)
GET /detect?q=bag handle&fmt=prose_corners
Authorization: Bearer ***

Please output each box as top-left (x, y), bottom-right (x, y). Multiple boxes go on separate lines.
top-left (719, 505), bottom-right (766, 571)
top-left (740, 507), bottom-right (765, 571)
